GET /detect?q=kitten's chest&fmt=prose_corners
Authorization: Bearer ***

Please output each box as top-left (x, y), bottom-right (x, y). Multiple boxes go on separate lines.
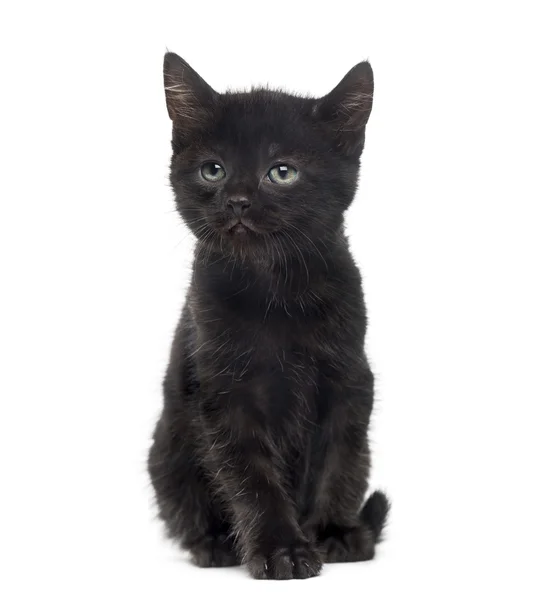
top-left (194, 291), bottom-right (346, 385)
top-left (197, 323), bottom-right (319, 389)
top-left (195, 314), bottom-right (319, 407)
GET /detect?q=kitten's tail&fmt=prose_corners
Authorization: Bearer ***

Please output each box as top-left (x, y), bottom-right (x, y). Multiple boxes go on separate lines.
top-left (360, 490), bottom-right (390, 543)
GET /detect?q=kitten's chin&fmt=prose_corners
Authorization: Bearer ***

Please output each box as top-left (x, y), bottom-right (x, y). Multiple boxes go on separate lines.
top-left (217, 225), bottom-right (276, 267)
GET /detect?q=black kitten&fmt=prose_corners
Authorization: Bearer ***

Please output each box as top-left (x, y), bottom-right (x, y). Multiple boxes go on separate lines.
top-left (148, 53), bottom-right (389, 580)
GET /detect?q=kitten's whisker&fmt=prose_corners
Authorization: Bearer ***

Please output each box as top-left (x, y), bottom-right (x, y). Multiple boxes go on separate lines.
top-left (286, 223), bottom-right (329, 272)
top-left (282, 230), bottom-right (310, 290)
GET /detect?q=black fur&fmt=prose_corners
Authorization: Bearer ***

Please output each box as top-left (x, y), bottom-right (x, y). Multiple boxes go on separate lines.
top-left (148, 53), bottom-right (389, 579)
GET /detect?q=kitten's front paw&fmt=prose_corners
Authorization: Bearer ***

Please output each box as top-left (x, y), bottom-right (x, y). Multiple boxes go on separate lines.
top-left (190, 534), bottom-right (239, 568)
top-left (247, 542), bottom-right (322, 580)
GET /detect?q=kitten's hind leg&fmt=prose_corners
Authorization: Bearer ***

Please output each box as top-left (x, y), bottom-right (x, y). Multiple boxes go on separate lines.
top-left (318, 491), bottom-right (390, 563)
top-left (305, 365), bottom-right (390, 563)
top-left (148, 411), bottom-right (240, 568)
top-left (318, 522), bottom-right (374, 563)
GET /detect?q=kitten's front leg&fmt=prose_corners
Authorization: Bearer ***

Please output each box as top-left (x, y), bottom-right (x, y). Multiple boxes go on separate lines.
top-left (201, 390), bottom-right (322, 580)
top-left (148, 409), bottom-right (239, 567)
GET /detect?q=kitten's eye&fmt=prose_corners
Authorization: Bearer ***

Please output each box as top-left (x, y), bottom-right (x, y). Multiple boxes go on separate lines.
top-left (267, 164), bottom-right (298, 185)
top-left (201, 162), bottom-right (226, 182)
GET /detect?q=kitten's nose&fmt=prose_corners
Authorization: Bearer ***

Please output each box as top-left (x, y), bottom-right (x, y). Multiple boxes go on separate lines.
top-left (227, 196), bottom-right (251, 217)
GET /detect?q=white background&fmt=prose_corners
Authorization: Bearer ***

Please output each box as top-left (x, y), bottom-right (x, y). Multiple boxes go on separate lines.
top-left (1, 1), bottom-right (539, 598)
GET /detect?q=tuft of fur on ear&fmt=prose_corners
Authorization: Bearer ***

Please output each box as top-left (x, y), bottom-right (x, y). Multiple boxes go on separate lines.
top-left (163, 52), bottom-right (218, 143)
top-left (314, 61), bottom-right (374, 155)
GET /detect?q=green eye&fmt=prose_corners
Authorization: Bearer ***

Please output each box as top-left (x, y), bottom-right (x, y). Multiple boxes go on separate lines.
top-left (201, 162), bottom-right (226, 182)
top-left (267, 164), bottom-right (298, 185)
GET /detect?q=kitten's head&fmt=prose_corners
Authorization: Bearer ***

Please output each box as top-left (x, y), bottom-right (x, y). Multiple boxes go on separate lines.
top-left (164, 53), bottom-right (373, 261)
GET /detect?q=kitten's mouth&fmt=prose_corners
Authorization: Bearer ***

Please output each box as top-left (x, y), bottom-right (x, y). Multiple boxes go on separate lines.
top-left (229, 223), bottom-right (249, 235)
top-left (226, 218), bottom-right (259, 235)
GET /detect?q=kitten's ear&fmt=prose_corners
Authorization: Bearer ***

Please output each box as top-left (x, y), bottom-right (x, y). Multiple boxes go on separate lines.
top-left (314, 61), bottom-right (374, 155)
top-left (163, 52), bottom-right (218, 138)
